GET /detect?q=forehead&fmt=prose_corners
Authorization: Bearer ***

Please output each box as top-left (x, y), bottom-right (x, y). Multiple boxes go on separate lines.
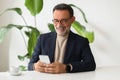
top-left (53, 10), bottom-right (70, 19)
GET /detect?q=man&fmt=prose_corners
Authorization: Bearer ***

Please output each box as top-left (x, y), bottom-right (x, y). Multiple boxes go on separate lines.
top-left (28, 3), bottom-right (96, 74)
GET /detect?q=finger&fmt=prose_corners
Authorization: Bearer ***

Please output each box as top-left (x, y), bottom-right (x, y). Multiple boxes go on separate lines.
top-left (53, 61), bottom-right (59, 64)
top-left (38, 66), bottom-right (46, 72)
top-left (34, 62), bottom-right (46, 72)
top-left (45, 67), bottom-right (56, 73)
top-left (39, 61), bottom-right (46, 67)
top-left (46, 64), bottom-right (56, 68)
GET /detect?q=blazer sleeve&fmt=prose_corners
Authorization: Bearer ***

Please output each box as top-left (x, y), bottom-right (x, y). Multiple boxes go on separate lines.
top-left (28, 36), bottom-right (42, 70)
top-left (70, 40), bottom-right (96, 73)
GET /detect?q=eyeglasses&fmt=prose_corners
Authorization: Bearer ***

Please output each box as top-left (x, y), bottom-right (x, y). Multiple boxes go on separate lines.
top-left (52, 18), bottom-right (71, 24)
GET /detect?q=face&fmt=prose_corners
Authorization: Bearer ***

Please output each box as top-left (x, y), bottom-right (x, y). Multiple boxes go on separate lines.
top-left (53, 10), bottom-right (75, 36)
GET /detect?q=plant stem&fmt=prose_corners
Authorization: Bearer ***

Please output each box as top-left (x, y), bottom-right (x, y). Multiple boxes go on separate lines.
top-left (20, 30), bottom-right (27, 48)
top-left (19, 15), bottom-right (29, 49)
top-left (69, 4), bottom-right (88, 23)
top-left (34, 15), bottom-right (37, 28)
top-left (21, 15), bottom-right (30, 31)
top-left (21, 15), bottom-right (28, 25)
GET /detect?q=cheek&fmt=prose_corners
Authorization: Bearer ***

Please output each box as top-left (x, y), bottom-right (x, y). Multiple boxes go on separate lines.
top-left (54, 24), bottom-right (65, 27)
top-left (66, 21), bottom-right (72, 27)
top-left (63, 25), bottom-right (70, 29)
top-left (65, 24), bottom-right (71, 28)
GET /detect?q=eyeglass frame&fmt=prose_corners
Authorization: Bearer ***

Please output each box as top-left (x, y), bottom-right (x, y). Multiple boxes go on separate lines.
top-left (52, 18), bottom-right (72, 24)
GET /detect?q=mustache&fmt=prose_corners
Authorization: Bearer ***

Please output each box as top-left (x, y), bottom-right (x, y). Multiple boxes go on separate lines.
top-left (56, 26), bottom-right (64, 29)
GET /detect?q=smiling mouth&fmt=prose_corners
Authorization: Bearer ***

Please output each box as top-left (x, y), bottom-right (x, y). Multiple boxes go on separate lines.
top-left (56, 26), bottom-right (63, 29)
top-left (56, 26), bottom-right (65, 30)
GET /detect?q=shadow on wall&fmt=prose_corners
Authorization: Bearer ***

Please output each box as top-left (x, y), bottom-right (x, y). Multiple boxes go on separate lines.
top-left (0, 32), bottom-right (11, 72)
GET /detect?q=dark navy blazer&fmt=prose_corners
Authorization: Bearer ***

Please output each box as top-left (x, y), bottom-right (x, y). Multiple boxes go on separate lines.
top-left (28, 31), bottom-right (96, 72)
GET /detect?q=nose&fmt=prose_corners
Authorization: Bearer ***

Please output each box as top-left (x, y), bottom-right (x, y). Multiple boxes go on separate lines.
top-left (56, 21), bottom-right (63, 27)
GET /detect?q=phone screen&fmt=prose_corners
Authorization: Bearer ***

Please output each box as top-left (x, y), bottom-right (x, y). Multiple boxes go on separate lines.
top-left (39, 55), bottom-right (50, 64)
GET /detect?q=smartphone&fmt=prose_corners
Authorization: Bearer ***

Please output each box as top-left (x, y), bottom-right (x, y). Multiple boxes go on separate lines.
top-left (39, 55), bottom-right (50, 64)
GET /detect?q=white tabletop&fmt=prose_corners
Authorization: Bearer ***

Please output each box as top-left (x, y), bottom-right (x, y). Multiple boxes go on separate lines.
top-left (0, 66), bottom-right (120, 80)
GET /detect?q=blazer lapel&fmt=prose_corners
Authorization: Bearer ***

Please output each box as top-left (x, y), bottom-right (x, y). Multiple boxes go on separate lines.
top-left (64, 31), bottom-right (75, 63)
top-left (47, 32), bottom-right (57, 63)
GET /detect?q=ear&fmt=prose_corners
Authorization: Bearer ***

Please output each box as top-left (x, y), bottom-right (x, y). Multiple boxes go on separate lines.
top-left (71, 16), bottom-right (75, 23)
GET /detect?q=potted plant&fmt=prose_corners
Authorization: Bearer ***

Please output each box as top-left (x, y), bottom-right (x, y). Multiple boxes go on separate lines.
top-left (0, 0), bottom-right (94, 71)
top-left (0, 0), bottom-right (43, 71)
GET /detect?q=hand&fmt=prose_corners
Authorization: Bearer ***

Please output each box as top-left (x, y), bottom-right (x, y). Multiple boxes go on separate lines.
top-left (34, 61), bottom-right (46, 72)
top-left (45, 62), bottom-right (66, 74)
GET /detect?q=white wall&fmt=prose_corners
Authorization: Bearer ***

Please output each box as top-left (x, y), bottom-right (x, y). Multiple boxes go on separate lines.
top-left (0, 0), bottom-right (120, 71)
top-left (0, 0), bottom-right (13, 72)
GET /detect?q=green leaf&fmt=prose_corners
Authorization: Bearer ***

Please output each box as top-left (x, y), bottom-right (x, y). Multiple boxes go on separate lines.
top-left (27, 28), bottom-right (40, 58)
top-left (24, 31), bottom-right (30, 38)
top-left (0, 8), bottom-right (22, 16)
top-left (0, 24), bottom-right (24, 43)
top-left (0, 27), bottom-right (11, 43)
top-left (69, 4), bottom-right (88, 23)
top-left (48, 23), bottom-right (55, 32)
top-left (18, 53), bottom-right (29, 61)
top-left (72, 21), bottom-right (94, 43)
top-left (83, 31), bottom-right (94, 43)
top-left (69, 4), bottom-right (94, 43)
top-left (7, 8), bottom-right (22, 15)
top-left (0, 24), bottom-right (34, 43)
top-left (19, 65), bottom-right (27, 71)
top-left (7, 24), bottom-right (24, 30)
top-left (25, 0), bottom-right (43, 16)
top-left (72, 21), bottom-right (85, 35)
top-left (18, 55), bottom-right (25, 61)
